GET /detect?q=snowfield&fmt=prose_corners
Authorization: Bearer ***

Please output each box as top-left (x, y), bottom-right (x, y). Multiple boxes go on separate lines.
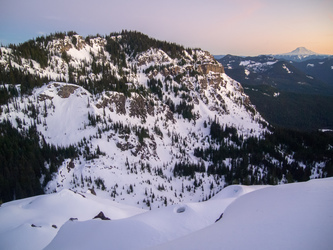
top-left (0, 189), bottom-right (145, 250)
top-left (239, 59), bottom-right (278, 73)
top-left (0, 178), bottom-right (332, 250)
top-left (153, 178), bottom-right (333, 250)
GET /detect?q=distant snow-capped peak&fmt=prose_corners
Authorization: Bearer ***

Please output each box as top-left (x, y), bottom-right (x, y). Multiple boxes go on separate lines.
top-left (273, 47), bottom-right (330, 62)
top-left (282, 47), bottom-right (317, 56)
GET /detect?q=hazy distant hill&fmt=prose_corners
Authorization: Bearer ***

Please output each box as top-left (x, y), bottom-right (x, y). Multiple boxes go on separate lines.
top-left (213, 55), bottom-right (226, 60)
top-left (292, 57), bottom-right (333, 85)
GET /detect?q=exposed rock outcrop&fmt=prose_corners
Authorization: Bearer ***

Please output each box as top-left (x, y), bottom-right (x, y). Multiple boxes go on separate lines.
top-left (58, 85), bottom-right (79, 98)
top-left (130, 94), bottom-right (148, 121)
top-left (93, 211), bottom-right (110, 220)
top-left (109, 93), bottom-right (126, 115)
top-left (197, 64), bottom-right (225, 74)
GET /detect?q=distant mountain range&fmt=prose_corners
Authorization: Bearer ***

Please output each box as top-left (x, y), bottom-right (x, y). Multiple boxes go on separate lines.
top-left (274, 47), bottom-right (332, 85)
top-left (217, 48), bottom-right (333, 130)
top-left (215, 47), bottom-right (332, 62)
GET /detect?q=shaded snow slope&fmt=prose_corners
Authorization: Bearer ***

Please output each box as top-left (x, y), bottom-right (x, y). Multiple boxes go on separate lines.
top-left (0, 189), bottom-right (144, 250)
top-left (152, 177), bottom-right (333, 250)
top-left (44, 183), bottom-right (264, 250)
top-left (1, 178), bottom-right (332, 250)
top-left (0, 183), bottom-right (262, 250)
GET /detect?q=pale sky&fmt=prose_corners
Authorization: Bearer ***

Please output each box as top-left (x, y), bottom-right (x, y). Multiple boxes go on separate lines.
top-left (0, 0), bottom-right (332, 56)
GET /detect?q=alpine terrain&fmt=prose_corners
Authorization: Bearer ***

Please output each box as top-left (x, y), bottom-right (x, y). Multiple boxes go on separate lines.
top-left (0, 31), bottom-right (332, 249)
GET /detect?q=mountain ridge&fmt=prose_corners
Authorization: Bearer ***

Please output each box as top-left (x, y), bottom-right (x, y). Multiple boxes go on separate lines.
top-left (0, 31), bottom-right (268, 206)
top-left (214, 47), bottom-right (332, 62)
top-left (0, 32), bottom-right (332, 250)
top-left (0, 31), bottom-right (332, 209)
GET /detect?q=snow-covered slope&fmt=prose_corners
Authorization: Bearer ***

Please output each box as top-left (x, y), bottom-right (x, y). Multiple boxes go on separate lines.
top-left (1, 178), bottom-right (331, 250)
top-left (44, 185), bottom-right (267, 250)
top-left (0, 189), bottom-right (145, 250)
top-left (0, 32), bottom-right (268, 208)
top-left (151, 177), bottom-right (333, 250)
top-left (0, 77), bottom-right (264, 207)
top-left (1, 32), bottom-right (332, 250)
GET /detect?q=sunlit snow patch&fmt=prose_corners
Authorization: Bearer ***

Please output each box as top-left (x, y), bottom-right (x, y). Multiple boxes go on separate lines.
top-left (282, 64), bottom-right (292, 73)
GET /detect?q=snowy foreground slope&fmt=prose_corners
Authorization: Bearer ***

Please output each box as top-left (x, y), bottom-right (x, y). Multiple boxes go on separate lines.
top-left (1, 178), bottom-right (332, 250)
top-left (153, 177), bottom-right (333, 250)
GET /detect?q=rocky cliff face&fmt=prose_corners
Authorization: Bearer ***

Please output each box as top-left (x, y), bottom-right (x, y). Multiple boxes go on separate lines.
top-left (197, 63), bottom-right (225, 74)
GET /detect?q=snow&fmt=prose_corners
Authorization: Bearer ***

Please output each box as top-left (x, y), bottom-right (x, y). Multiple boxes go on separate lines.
top-left (0, 184), bottom-right (256, 250)
top-left (319, 129), bottom-right (333, 133)
top-left (239, 60), bottom-right (251, 66)
top-left (67, 46), bottom-right (93, 62)
top-left (1, 34), bottom-right (332, 249)
top-left (35, 83), bottom-right (96, 146)
top-left (282, 64), bottom-right (292, 73)
top-left (266, 61), bottom-right (277, 65)
top-left (239, 59), bottom-right (277, 73)
top-left (0, 189), bottom-right (144, 250)
top-left (0, 72), bottom-right (267, 207)
top-left (1, 178), bottom-right (332, 250)
top-left (273, 47), bottom-right (329, 62)
top-left (151, 178), bottom-right (333, 250)
top-left (283, 47), bottom-right (317, 56)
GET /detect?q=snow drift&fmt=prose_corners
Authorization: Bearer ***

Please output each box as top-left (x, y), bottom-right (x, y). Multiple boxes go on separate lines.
top-left (1, 178), bottom-right (332, 250)
top-left (153, 177), bottom-right (333, 250)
